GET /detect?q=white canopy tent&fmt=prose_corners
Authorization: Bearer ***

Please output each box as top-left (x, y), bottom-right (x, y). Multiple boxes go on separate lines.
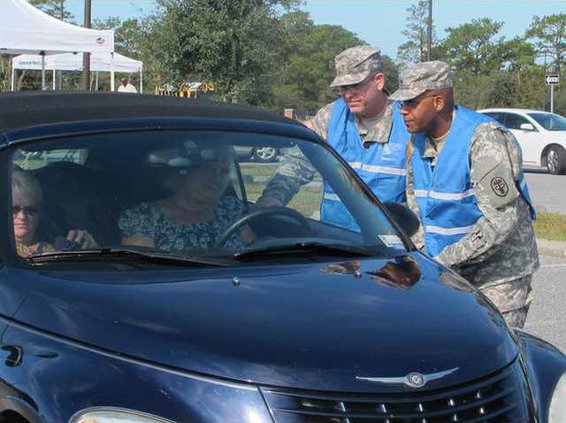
top-left (12, 52), bottom-right (143, 92)
top-left (0, 0), bottom-right (115, 89)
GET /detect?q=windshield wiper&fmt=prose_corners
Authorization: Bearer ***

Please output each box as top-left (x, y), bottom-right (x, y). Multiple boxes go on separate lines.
top-left (234, 241), bottom-right (375, 262)
top-left (26, 248), bottom-right (225, 267)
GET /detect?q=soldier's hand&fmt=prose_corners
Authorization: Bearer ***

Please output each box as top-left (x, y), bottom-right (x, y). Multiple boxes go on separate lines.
top-left (255, 195), bottom-right (284, 208)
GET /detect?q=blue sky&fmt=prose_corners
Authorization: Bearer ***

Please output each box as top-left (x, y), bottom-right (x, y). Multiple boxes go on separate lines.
top-left (65, 0), bottom-right (566, 59)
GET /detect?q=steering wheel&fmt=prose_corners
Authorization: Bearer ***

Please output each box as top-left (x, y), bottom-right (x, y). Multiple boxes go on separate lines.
top-left (215, 207), bottom-right (312, 247)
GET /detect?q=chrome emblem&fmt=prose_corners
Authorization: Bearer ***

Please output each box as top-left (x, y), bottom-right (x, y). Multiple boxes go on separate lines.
top-left (406, 372), bottom-right (426, 388)
top-left (356, 367), bottom-right (459, 389)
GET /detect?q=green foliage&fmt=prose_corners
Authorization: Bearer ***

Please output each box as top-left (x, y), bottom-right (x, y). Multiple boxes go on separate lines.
top-left (526, 13), bottom-right (566, 70)
top-left (397, 0), bottom-right (437, 64)
top-left (270, 12), bottom-right (363, 114)
top-left (483, 73), bottom-right (519, 108)
top-left (10, 2), bottom-right (566, 117)
top-left (146, 0), bottom-right (299, 105)
top-left (29, 0), bottom-right (74, 22)
top-left (438, 18), bottom-right (505, 75)
top-left (0, 57), bottom-right (11, 92)
top-left (94, 17), bottom-right (145, 58)
top-left (430, 16), bottom-right (561, 112)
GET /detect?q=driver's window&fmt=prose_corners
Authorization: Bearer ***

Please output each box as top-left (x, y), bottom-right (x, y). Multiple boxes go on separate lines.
top-left (239, 161), bottom-right (323, 220)
top-left (504, 114), bottom-right (530, 130)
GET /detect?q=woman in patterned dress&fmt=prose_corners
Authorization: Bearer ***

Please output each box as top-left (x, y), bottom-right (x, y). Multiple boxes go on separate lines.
top-left (119, 146), bottom-right (247, 253)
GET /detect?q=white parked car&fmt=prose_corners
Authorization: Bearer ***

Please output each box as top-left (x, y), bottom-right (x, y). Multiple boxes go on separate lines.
top-left (478, 108), bottom-right (566, 174)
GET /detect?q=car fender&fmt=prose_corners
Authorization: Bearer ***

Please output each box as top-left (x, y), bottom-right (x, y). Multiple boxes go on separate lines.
top-left (515, 329), bottom-right (566, 422)
top-left (0, 394), bottom-right (44, 423)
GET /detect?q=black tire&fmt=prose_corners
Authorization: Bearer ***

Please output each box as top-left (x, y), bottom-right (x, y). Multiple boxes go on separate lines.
top-left (252, 146), bottom-right (278, 163)
top-left (545, 145), bottom-right (566, 175)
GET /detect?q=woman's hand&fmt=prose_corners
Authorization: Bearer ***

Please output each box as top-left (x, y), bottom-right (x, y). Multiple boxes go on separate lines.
top-left (66, 229), bottom-right (99, 249)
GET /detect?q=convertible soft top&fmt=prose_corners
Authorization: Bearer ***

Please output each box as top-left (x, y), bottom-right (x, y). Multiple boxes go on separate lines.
top-left (0, 91), bottom-right (298, 133)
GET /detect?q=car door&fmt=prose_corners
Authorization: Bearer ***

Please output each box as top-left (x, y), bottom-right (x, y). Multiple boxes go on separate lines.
top-left (501, 112), bottom-right (541, 166)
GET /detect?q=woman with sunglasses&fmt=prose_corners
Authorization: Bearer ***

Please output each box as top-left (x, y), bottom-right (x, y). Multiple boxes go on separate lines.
top-left (13, 170), bottom-right (54, 257)
top-left (12, 170), bottom-right (98, 257)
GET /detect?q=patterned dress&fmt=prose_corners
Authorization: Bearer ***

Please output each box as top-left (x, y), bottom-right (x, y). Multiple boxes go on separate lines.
top-left (16, 241), bottom-right (54, 257)
top-left (119, 197), bottom-right (246, 252)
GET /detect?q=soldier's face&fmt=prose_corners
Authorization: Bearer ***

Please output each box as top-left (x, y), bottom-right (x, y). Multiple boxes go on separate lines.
top-left (399, 91), bottom-right (439, 133)
top-left (339, 73), bottom-right (384, 116)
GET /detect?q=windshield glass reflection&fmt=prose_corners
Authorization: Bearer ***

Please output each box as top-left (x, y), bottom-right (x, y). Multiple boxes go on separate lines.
top-left (11, 130), bottom-right (408, 265)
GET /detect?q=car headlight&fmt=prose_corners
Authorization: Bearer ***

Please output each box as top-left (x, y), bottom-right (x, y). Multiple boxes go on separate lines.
top-left (70, 407), bottom-right (174, 423)
top-left (549, 372), bottom-right (566, 423)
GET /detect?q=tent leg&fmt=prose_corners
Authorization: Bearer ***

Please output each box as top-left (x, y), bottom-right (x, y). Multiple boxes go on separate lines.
top-left (140, 70), bottom-right (143, 93)
top-left (40, 51), bottom-right (46, 91)
top-left (52, 69), bottom-right (56, 90)
top-left (11, 66), bottom-right (15, 92)
top-left (95, 72), bottom-right (99, 90)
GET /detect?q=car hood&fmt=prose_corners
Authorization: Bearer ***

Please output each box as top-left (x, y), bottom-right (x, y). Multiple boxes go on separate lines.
top-left (4, 252), bottom-right (518, 392)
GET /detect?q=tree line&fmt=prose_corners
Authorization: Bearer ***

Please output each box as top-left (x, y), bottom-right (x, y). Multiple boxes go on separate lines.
top-left (3, 0), bottom-right (565, 116)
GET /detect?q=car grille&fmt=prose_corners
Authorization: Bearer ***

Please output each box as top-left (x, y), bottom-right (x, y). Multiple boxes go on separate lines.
top-left (260, 362), bottom-right (530, 422)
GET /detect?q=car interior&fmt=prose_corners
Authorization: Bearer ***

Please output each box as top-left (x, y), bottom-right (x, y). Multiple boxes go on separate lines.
top-left (10, 129), bottom-right (413, 260)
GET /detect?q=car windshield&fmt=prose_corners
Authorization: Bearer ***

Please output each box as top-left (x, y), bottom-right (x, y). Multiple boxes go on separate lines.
top-left (528, 112), bottom-right (566, 131)
top-left (9, 129), bottom-right (408, 266)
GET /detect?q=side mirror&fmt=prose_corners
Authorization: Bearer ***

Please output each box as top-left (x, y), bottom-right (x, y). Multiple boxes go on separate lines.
top-left (383, 202), bottom-right (420, 238)
top-left (519, 123), bottom-right (536, 131)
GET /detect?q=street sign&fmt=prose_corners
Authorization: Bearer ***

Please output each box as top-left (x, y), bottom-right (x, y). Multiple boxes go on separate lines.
top-left (546, 74), bottom-right (560, 85)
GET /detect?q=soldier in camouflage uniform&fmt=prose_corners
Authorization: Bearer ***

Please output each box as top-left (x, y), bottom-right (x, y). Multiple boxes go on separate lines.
top-left (258, 46), bottom-right (410, 224)
top-left (390, 61), bottom-right (539, 328)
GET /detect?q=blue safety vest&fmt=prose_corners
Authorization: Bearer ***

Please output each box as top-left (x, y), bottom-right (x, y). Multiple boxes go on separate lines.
top-left (410, 106), bottom-right (536, 257)
top-left (320, 99), bottom-right (410, 230)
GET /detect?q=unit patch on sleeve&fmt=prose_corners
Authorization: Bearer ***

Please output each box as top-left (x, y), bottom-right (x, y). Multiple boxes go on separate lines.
top-left (490, 177), bottom-right (509, 197)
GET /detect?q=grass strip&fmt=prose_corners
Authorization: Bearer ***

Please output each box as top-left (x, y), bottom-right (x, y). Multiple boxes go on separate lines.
top-left (533, 213), bottom-right (566, 242)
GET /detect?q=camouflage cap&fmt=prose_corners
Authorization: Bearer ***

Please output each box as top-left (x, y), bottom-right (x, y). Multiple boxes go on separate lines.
top-left (329, 45), bottom-right (383, 88)
top-left (389, 61), bottom-right (453, 101)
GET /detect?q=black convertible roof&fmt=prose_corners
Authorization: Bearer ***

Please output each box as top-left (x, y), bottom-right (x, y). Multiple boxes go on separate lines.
top-left (0, 91), bottom-right (298, 133)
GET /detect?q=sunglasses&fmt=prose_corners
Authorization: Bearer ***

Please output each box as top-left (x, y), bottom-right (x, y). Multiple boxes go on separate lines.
top-left (12, 205), bottom-right (39, 216)
top-left (338, 75), bottom-right (376, 94)
top-left (400, 93), bottom-right (437, 108)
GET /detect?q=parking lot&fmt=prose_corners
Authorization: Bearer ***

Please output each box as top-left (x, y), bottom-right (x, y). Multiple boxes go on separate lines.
top-left (525, 167), bottom-right (566, 215)
top-left (525, 255), bottom-right (566, 352)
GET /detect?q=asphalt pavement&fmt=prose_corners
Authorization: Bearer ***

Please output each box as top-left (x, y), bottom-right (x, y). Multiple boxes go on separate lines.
top-left (524, 167), bottom-right (566, 215)
top-left (524, 255), bottom-right (566, 352)
top-left (522, 168), bottom-right (565, 352)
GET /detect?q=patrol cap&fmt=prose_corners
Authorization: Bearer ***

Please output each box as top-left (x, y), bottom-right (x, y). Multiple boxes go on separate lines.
top-left (389, 61), bottom-right (453, 101)
top-left (329, 45), bottom-right (383, 88)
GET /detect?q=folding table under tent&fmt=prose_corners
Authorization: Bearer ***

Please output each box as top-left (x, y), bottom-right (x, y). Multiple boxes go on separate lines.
top-left (12, 52), bottom-right (144, 93)
top-left (0, 0), bottom-right (115, 90)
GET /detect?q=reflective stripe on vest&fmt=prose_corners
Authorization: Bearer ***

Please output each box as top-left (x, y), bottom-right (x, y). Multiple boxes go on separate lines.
top-left (349, 162), bottom-right (408, 176)
top-left (320, 99), bottom-right (410, 230)
top-left (414, 188), bottom-right (476, 201)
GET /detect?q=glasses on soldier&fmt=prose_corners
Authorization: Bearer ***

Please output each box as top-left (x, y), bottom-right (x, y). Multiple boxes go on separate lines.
top-left (400, 92), bottom-right (437, 108)
top-left (338, 74), bottom-right (376, 94)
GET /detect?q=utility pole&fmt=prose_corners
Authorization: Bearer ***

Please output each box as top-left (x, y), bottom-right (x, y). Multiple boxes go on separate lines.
top-left (427, 0), bottom-right (433, 61)
top-left (81, 0), bottom-right (92, 90)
